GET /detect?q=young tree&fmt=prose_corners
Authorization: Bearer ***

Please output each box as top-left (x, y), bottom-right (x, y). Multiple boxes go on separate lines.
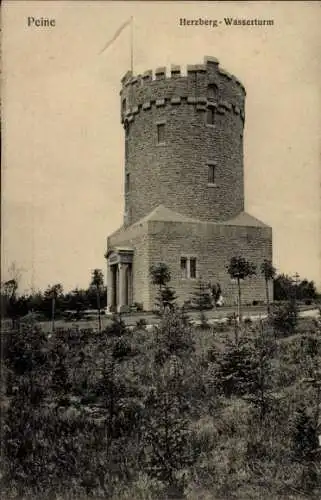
top-left (297, 279), bottom-right (317, 302)
top-left (150, 263), bottom-right (171, 293)
top-left (157, 285), bottom-right (177, 314)
top-left (211, 282), bottom-right (222, 305)
top-left (212, 337), bottom-right (260, 398)
top-left (3, 323), bottom-right (52, 494)
top-left (250, 321), bottom-right (275, 422)
top-left (2, 279), bottom-right (18, 327)
top-left (260, 260), bottom-right (276, 315)
top-left (90, 269), bottom-right (104, 333)
top-left (190, 279), bottom-right (212, 328)
top-left (64, 288), bottom-right (90, 320)
top-left (150, 263), bottom-right (171, 314)
top-left (155, 309), bottom-right (195, 364)
top-left (291, 404), bottom-right (319, 461)
top-left (46, 284), bottom-right (63, 333)
top-left (227, 256), bottom-right (256, 322)
top-left (272, 300), bottom-right (298, 337)
top-left (273, 273), bottom-right (294, 301)
top-left (191, 279), bottom-right (212, 311)
top-left (143, 386), bottom-right (193, 496)
top-left (1, 262), bottom-right (26, 325)
top-left (143, 310), bottom-right (195, 496)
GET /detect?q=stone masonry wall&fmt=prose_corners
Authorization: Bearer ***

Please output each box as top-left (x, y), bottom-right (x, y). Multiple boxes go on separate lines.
top-left (120, 57), bottom-right (245, 226)
top-left (146, 220), bottom-right (273, 311)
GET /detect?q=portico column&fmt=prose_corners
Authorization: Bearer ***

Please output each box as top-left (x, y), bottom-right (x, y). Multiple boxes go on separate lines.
top-left (118, 263), bottom-right (128, 312)
top-left (107, 263), bottom-right (112, 312)
top-left (107, 264), bottom-right (117, 312)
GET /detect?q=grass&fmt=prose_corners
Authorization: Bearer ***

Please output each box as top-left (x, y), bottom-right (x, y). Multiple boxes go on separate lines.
top-left (1, 312), bottom-right (321, 499)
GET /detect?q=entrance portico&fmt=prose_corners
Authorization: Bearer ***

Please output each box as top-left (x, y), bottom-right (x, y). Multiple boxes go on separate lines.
top-left (106, 247), bottom-right (133, 313)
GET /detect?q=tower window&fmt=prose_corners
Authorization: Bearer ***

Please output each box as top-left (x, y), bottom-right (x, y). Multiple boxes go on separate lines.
top-left (157, 123), bottom-right (165, 144)
top-left (180, 256), bottom-right (197, 279)
top-left (208, 164), bottom-right (216, 185)
top-left (180, 257), bottom-right (187, 279)
top-left (190, 258), bottom-right (196, 279)
top-left (207, 83), bottom-right (218, 101)
top-left (122, 98), bottom-right (127, 114)
top-left (125, 173), bottom-right (130, 193)
top-left (206, 107), bottom-right (215, 125)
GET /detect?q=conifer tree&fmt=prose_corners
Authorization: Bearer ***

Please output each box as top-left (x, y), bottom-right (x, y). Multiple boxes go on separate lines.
top-left (156, 285), bottom-right (177, 314)
top-left (291, 404), bottom-right (319, 461)
top-left (142, 310), bottom-right (196, 496)
top-left (190, 278), bottom-right (212, 328)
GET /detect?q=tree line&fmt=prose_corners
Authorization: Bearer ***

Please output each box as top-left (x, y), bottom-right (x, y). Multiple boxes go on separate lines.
top-left (1, 260), bottom-right (318, 328)
top-left (1, 269), bottom-right (106, 327)
top-left (150, 257), bottom-right (318, 314)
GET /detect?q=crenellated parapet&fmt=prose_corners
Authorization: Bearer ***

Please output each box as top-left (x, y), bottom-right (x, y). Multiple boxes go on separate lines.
top-left (120, 56), bottom-right (246, 125)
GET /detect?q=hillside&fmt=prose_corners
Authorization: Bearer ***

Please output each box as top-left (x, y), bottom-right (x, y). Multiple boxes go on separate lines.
top-left (1, 309), bottom-right (321, 499)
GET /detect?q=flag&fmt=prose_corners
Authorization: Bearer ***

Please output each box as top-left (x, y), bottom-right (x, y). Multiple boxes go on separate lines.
top-left (99, 17), bottom-right (132, 56)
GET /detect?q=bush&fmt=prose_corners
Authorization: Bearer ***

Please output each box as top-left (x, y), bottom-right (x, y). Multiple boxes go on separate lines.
top-left (104, 314), bottom-right (128, 337)
top-left (212, 338), bottom-right (260, 397)
top-left (290, 405), bottom-right (319, 461)
top-left (271, 300), bottom-right (298, 336)
top-left (198, 311), bottom-right (211, 330)
top-left (131, 302), bottom-right (144, 312)
top-left (135, 318), bottom-right (148, 330)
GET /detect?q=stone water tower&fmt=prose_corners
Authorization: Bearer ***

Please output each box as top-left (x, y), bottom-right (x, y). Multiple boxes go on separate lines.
top-left (106, 57), bottom-right (272, 312)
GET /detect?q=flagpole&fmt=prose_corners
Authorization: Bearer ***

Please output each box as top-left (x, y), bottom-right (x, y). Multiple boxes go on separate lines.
top-left (130, 16), bottom-right (134, 74)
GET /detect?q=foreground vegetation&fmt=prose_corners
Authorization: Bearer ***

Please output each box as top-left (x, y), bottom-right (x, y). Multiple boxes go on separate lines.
top-left (1, 307), bottom-right (321, 499)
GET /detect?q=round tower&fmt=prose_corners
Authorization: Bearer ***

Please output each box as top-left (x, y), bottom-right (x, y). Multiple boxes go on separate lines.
top-left (120, 56), bottom-right (246, 226)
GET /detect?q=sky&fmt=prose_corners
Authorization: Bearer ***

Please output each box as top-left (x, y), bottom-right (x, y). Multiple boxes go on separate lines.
top-left (2, 1), bottom-right (321, 293)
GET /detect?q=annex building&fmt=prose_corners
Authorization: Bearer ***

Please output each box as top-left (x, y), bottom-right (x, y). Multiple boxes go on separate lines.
top-left (106, 56), bottom-right (273, 312)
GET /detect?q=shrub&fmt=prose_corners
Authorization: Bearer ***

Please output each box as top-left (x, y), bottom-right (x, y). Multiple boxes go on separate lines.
top-left (155, 310), bottom-right (195, 362)
top-left (135, 318), bottom-right (148, 330)
top-left (198, 311), bottom-right (211, 330)
top-left (271, 300), bottom-right (298, 336)
top-left (132, 302), bottom-right (144, 312)
top-left (103, 313), bottom-right (128, 337)
top-left (212, 338), bottom-right (260, 397)
top-left (290, 405), bottom-right (319, 461)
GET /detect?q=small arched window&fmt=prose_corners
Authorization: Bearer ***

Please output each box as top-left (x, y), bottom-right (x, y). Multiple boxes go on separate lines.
top-left (207, 83), bottom-right (218, 101)
top-left (122, 98), bottom-right (127, 114)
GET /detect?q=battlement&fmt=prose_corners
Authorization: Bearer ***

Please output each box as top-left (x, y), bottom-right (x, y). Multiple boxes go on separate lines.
top-left (121, 56), bottom-right (246, 93)
top-left (120, 56), bottom-right (246, 125)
